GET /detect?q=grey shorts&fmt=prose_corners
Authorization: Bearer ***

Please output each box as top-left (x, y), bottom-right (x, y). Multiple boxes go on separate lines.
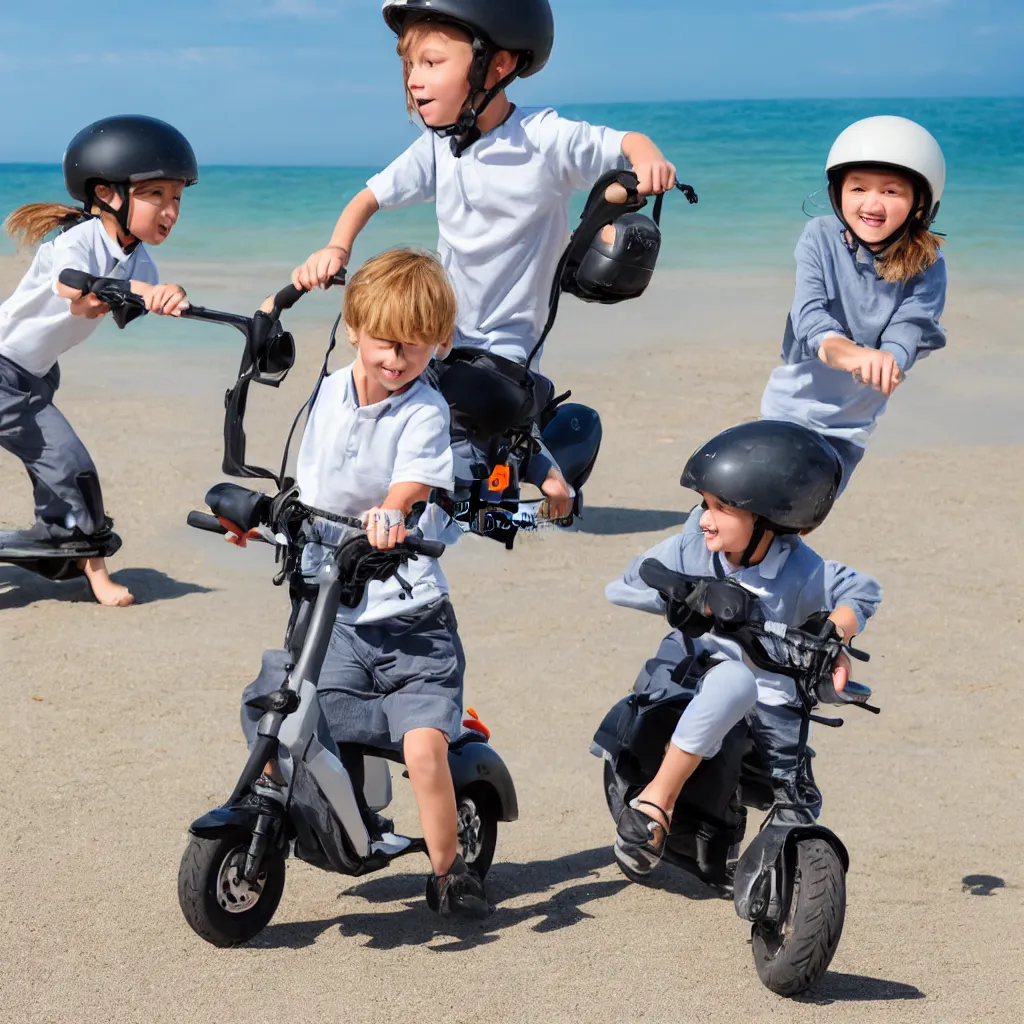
top-left (317, 598), bottom-right (465, 750)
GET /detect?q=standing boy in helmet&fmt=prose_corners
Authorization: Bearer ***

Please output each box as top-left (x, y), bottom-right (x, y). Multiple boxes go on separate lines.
top-left (761, 116), bottom-right (948, 492)
top-left (292, 0), bottom-right (676, 517)
top-left (1, 116), bottom-right (197, 606)
top-left (605, 420), bottom-right (882, 879)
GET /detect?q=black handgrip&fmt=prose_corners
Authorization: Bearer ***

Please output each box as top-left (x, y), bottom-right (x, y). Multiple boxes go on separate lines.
top-left (187, 511), bottom-right (228, 535)
top-left (402, 535), bottom-right (445, 558)
top-left (272, 283), bottom-right (306, 312)
top-left (58, 269), bottom-right (97, 293)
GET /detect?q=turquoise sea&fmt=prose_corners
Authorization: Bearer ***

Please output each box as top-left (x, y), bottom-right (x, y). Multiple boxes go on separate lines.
top-left (1, 97), bottom-right (1020, 344)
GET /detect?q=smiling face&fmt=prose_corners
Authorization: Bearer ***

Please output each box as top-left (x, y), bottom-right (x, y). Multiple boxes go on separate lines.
top-left (351, 325), bottom-right (437, 399)
top-left (697, 493), bottom-right (758, 556)
top-left (840, 168), bottom-right (916, 248)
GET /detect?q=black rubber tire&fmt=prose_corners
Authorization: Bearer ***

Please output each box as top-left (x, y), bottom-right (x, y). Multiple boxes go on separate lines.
top-left (456, 785), bottom-right (499, 878)
top-left (751, 838), bottom-right (846, 996)
top-left (603, 757), bottom-right (636, 824)
top-left (177, 830), bottom-right (286, 948)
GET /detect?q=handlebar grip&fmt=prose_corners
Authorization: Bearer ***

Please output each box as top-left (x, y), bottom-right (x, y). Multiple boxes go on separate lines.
top-left (58, 269), bottom-right (98, 293)
top-left (187, 511), bottom-right (228, 535)
top-left (272, 283), bottom-right (306, 312)
top-left (403, 535), bottom-right (445, 558)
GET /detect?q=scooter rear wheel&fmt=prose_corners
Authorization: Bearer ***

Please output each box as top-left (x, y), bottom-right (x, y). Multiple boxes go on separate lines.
top-left (751, 837), bottom-right (846, 996)
top-left (456, 785), bottom-right (499, 878)
top-left (177, 829), bottom-right (286, 947)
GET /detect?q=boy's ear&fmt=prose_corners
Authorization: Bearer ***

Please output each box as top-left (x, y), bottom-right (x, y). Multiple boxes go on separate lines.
top-left (435, 335), bottom-right (454, 359)
top-left (488, 49), bottom-right (518, 84)
top-left (345, 322), bottom-right (358, 346)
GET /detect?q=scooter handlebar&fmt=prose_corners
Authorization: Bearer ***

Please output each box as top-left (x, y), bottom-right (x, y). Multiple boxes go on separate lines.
top-left (186, 511), bottom-right (229, 535)
top-left (57, 269), bottom-right (143, 307)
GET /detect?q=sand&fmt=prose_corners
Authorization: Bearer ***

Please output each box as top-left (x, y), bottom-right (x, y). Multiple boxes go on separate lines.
top-left (1, 254), bottom-right (1022, 1023)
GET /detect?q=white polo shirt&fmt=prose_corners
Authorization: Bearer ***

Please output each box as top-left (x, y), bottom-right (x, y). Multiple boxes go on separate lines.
top-left (295, 364), bottom-right (458, 624)
top-left (367, 106), bottom-right (628, 368)
top-left (0, 217), bottom-right (159, 377)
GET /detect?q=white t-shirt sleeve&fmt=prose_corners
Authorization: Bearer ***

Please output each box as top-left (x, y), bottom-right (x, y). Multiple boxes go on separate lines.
top-left (541, 111), bottom-right (629, 193)
top-left (367, 131), bottom-right (437, 210)
top-left (48, 221), bottom-right (104, 295)
top-left (390, 398), bottom-right (454, 490)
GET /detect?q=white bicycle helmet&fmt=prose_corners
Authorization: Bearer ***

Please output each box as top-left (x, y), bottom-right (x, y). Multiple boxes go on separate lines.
top-left (826, 115), bottom-right (946, 246)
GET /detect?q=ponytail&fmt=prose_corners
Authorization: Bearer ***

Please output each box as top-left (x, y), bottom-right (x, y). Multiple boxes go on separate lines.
top-left (875, 218), bottom-right (943, 284)
top-left (4, 202), bottom-right (89, 248)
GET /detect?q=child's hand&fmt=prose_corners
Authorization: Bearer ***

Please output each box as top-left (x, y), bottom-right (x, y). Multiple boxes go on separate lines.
top-left (849, 348), bottom-right (903, 396)
top-left (293, 246), bottom-right (350, 292)
top-left (362, 507), bottom-right (407, 550)
top-left (539, 469), bottom-right (574, 521)
top-left (633, 157), bottom-right (677, 196)
top-left (831, 651), bottom-right (851, 693)
top-left (135, 281), bottom-right (190, 317)
top-left (68, 292), bottom-right (110, 320)
top-left (820, 336), bottom-right (903, 396)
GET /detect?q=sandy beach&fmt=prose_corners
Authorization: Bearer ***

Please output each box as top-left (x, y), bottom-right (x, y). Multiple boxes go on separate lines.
top-left (1, 253), bottom-right (1022, 1023)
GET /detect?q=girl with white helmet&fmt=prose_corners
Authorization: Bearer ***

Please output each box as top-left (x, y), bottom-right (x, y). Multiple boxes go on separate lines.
top-left (760, 115), bottom-right (947, 492)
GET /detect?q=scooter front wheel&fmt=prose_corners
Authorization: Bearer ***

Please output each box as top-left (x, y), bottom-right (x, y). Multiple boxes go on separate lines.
top-left (177, 829), bottom-right (286, 947)
top-left (751, 837), bottom-right (846, 996)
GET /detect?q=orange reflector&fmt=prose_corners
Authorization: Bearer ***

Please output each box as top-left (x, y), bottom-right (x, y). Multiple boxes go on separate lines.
top-left (463, 706), bottom-right (491, 740)
top-left (488, 464), bottom-right (511, 492)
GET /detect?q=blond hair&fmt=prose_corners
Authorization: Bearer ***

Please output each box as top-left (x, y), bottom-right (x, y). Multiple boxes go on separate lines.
top-left (5, 203), bottom-right (87, 248)
top-left (875, 221), bottom-right (944, 283)
top-left (344, 248), bottom-right (457, 347)
top-left (395, 18), bottom-right (474, 118)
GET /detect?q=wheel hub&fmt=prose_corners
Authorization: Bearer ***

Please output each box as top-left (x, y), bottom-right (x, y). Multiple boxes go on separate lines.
top-left (216, 846), bottom-right (267, 914)
top-left (458, 798), bottom-right (483, 864)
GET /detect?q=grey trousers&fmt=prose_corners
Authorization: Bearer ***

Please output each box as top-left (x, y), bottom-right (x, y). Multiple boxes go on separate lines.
top-left (0, 354), bottom-right (104, 534)
top-left (636, 630), bottom-right (823, 819)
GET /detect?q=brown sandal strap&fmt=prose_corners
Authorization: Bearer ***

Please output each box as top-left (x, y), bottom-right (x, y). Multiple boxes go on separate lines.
top-left (632, 798), bottom-right (671, 827)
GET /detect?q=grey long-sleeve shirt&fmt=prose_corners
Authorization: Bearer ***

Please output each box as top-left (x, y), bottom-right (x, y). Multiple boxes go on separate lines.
top-left (606, 507), bottom-right (883, 706)
top-left (760, 215), bottom-right (946, 447)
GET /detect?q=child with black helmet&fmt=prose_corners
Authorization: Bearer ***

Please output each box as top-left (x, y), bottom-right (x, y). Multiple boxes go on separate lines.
top-left (761, 116), bottom-right (947, 492)
top-left (605, 420), bottom-right (882, 879)
top-left (293, 0), bottom-right (676, 517)
top-left (0, 116), bottom-right (197, 605)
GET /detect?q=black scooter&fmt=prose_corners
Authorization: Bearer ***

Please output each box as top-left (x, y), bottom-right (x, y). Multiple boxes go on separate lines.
top-left (592, 559), bottom-right (880, 997)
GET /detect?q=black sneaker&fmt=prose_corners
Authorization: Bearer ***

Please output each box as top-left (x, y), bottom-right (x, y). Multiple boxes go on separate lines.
top-left (614, 798), bottom-right (670, 880)
top-left (425, 854), bottom-right (492, 920)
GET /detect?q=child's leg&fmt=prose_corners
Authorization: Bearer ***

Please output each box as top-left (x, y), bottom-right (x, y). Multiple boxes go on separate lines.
top-left (80, 557), bottom-right (134, 607)
top-left (403, 726), bottom-right (458, 875)
top-left (616, 661), bottom-right (758, 875)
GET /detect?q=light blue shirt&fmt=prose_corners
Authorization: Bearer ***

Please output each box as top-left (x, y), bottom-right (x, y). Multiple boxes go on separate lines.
top-left (606, 507), bottom-right (883, 706)
top-left (761, 215), bottom-right (946, 446)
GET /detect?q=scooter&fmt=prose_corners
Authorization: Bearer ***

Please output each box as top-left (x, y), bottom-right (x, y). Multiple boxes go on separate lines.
top-left (55, 272), bottom-right (519, 945)
top-left (592, 559), bottom-right (880, 997)
top-left (176, 479), bottom-right (517, 947)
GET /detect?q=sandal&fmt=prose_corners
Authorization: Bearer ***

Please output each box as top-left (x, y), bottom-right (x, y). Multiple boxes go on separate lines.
top-left (615, 798), bottom-right (671, 880)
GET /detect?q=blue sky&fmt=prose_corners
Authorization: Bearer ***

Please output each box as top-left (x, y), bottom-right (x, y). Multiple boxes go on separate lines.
top-left (0, 0), bottom-right (1020, 165)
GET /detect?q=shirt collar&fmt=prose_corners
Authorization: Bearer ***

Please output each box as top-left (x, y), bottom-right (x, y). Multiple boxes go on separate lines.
top-left (722, 534), bottom-right (795, 581)
top-left (341, 364), bottom-right (423, 420)
top-left (93, 219), bottom-right (137, 266)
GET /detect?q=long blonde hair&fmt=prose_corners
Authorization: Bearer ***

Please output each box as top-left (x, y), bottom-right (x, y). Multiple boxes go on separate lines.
top-left (4, 202), bottom-right (88, 248)
top-left (875, 219), bottom-right (944, 283)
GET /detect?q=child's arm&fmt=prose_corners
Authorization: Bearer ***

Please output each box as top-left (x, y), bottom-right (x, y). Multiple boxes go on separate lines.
top-left (294, 133), bottom-right (436, 291)
top-left (878, 256), bottom-right (947, 372)
top-left (621, 133), bottom-right (676, 196)
top-left (811, 560), bottom-right (883, 691)
top-left (364, 401), bottom-right (454, 550)
top-left (293, 189), bottom-right (380, 291)
top-left (55, 277), bottom-right (188, 318)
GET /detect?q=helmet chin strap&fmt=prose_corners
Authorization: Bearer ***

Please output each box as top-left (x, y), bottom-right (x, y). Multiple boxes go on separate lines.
top-left (739, 517), bottom-right (768, 568)
top-left (90, 183), bottom-right (138, 251)
top-left (429, 43), bottom-right (522, 157)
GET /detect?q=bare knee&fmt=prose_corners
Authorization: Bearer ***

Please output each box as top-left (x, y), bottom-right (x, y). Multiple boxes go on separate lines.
top-left (402, 728), bottom-right (451, 782)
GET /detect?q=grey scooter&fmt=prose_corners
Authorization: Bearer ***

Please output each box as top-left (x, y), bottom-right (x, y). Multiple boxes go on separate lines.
top-left (177, 482), bottom-right (518, 947)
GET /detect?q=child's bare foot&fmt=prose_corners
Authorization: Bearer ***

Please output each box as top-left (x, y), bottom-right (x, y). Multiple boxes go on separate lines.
top-left (80, 557), bottom-right (134, 607)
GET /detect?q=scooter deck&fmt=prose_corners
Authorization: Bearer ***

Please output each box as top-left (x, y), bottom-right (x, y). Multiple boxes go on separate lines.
top-left (0, 542), bottom-right (108, 561)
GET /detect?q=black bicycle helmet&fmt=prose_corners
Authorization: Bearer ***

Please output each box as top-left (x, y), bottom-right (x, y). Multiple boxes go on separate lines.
top-left (63, 115), bottom-right (198, 235)
top-left (681, 421), bottom-right (841, 561)
top-left (381, 0), bottom-right (554, 154)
